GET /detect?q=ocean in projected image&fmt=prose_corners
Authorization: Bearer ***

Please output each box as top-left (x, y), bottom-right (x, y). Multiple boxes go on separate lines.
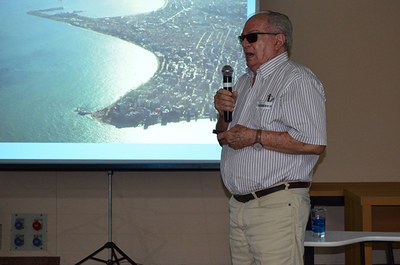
top-left (0, 0), bottom-right (248, 146)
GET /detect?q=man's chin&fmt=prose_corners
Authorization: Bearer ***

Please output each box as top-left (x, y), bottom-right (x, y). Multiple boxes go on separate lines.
top-left (245, 61), bottom-right (258, 72)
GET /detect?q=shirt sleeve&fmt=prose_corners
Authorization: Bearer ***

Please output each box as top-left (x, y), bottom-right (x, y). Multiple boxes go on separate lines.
top-left (281, 73), bottom-right (327, 146)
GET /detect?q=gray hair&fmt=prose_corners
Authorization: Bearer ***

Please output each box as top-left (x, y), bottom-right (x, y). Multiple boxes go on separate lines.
top-left (252, 11), bottom-right (293, 52)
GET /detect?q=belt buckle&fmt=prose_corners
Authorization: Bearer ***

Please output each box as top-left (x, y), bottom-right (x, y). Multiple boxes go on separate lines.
top-left (284, 182), bottom-right (290, 190)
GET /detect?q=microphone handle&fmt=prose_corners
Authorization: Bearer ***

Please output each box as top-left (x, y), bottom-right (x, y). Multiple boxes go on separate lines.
top-left (224, 109), bottom-right (232, 123)
top-left (223, 75), bottom-right (233, 122)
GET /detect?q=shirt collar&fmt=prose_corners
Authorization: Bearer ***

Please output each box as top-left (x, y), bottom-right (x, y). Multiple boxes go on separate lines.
top-left (246, 52), bottom-right (289, 79)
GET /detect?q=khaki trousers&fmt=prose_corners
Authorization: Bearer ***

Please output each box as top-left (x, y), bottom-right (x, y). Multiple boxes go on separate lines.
top-left (229, 188), bottom-right (310, 265)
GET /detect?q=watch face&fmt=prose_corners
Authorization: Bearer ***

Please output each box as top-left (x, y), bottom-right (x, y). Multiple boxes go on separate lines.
top-left (253, 143), bottom-right (263, 150)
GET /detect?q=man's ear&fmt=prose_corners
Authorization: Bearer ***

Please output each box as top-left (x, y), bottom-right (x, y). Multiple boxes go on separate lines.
top-left (275, 33), bottom-right (286, 50)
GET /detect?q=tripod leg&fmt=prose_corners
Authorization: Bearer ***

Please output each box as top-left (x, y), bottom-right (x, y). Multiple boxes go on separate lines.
top-left (75, 243), bottom-right (109, 265)
top-left (75, 242), bottom-right (138, 265)
top-left (107, 242), bottom-right (138, 265)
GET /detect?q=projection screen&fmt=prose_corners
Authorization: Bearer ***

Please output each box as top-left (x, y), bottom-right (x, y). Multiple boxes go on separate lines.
top-left (0, 0), bottom-right (259, 170)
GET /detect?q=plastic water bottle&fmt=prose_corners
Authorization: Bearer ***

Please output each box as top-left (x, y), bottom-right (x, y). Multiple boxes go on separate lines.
top-left (311, 207), bottom-right (326, 238)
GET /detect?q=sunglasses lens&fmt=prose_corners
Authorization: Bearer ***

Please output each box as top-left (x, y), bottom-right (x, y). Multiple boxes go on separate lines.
top-left (238, 33), bottom-right (258, 43)
top-left (247, 33), bottom-right (257, 43)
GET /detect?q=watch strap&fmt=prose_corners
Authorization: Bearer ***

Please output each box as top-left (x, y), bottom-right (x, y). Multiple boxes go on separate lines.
top-left (256, 129), bottom-right (262, 144)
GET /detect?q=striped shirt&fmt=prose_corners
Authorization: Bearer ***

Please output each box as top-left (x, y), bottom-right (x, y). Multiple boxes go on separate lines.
top-left (220, 52), bottom-right (327, 195)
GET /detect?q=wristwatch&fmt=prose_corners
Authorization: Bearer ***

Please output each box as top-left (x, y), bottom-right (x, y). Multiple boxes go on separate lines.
top-left (253, 129), bottom-right (263, 150)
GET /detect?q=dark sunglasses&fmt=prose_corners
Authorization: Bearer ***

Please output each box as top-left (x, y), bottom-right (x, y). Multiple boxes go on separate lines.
top-left (238, 32), bottom-right (280, 44)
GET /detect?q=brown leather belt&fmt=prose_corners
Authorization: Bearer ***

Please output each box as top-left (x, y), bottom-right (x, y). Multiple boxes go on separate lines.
top-left (233, 182), bottom-right (311, 203)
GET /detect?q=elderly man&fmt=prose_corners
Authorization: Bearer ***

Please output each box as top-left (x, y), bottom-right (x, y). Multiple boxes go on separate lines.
top-left (214, 11), bottom-right (327, 265)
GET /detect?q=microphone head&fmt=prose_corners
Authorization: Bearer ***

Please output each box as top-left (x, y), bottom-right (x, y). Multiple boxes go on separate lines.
top-left (222, 65), bottom-right (233, 76)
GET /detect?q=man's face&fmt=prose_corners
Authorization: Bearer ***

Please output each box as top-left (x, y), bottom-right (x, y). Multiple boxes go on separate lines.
top-left (240, 15), bottom-right (285, 73)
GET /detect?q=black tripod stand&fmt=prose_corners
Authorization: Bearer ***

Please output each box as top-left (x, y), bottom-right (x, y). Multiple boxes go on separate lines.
top-left (75, 171), bottom-right (138, 265)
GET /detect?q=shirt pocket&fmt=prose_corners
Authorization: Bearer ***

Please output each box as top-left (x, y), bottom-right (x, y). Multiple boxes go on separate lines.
top-left (254, 100), bottom-right (280, 128)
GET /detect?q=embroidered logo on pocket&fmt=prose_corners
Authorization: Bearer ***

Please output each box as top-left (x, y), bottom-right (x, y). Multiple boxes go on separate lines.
top-left (257, 100), bottom-right (273, 109)
top-left (257, 94), bottom-right (274, 110)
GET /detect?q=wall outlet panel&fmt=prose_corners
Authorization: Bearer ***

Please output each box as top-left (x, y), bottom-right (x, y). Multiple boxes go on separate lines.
top-left (10, 214), bottom-right (47, 251)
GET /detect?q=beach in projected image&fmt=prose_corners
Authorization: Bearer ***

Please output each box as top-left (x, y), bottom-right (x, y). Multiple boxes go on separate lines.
top-left (0, 0), bottom-right (254, 164)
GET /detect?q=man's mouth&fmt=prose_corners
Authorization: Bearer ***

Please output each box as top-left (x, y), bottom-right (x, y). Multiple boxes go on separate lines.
top-left (245, 52), bottom-right (255, 59)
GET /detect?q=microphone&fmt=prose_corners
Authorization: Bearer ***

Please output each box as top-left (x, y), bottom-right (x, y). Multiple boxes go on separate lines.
top-left (221, 65), bottom-right (234, 122)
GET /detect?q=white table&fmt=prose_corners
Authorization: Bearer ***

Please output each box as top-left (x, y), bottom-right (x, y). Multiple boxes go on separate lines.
top-left (304, 231), bottom-right (400, 265)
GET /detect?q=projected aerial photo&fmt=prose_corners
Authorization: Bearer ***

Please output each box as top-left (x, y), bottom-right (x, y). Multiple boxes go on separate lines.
top-left (0, 0), bottom-right (249, 144)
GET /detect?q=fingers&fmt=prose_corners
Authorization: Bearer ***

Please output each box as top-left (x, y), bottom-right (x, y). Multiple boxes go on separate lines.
top-left (218, 125), bottom-right (255, 150)
top-left (214, 89), bottom-right (236, 112)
